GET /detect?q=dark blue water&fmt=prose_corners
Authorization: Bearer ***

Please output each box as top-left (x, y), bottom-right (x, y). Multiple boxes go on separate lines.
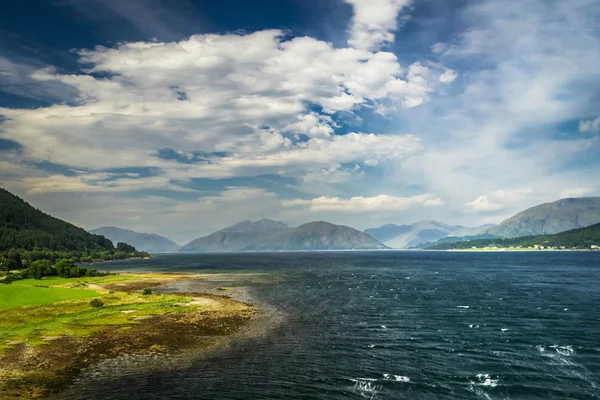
top-left (62, 251), bottom-right (600, 399)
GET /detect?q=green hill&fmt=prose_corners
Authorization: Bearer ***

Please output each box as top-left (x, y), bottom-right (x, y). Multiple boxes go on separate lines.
top-left (0, 188), bottom-right (113, 252)
top-left (430, 223), bottom-right (600, 250)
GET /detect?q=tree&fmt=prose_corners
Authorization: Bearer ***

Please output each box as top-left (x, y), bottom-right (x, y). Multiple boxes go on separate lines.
top-left (55, 259), bottom-right (76, 278)
top-left (116, 242), bottom-right (136, 253)
top-left (28, 260), bottom-right (52, 280)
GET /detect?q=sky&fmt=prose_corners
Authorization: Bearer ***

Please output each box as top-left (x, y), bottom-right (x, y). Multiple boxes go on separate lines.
top-left (1, 0), bottom-right (600, 244)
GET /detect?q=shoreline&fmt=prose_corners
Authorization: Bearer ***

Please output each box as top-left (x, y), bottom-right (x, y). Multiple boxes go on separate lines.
top-left (0, 271), bottom-right (272, 400)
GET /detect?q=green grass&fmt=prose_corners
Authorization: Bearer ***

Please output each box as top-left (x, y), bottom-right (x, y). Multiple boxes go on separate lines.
top-left (0, 276), bottom-right (205, 351)
top-left (0, 285), bottom-right (99, 309)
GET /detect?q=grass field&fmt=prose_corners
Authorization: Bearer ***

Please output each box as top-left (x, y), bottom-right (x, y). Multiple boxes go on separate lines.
top-left (0, 272), bottom-right (255, 400)
top-left (0, 274), bottom-right (203, 350)
top-left (0, 285), bottom-right (99, 309)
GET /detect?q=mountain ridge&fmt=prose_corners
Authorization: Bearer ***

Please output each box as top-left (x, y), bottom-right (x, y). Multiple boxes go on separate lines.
top-left (90, 227), bottom-right (180, 253)
top-left (486, 197), bottom-right (600, 237)
top-left (180, 219), bottom-right (386, 252)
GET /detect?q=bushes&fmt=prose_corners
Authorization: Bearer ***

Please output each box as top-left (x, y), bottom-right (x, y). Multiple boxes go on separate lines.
top-left (142, 288), bottom-right (152, 296)
top-left (90, 298), bottom-right (105, 307)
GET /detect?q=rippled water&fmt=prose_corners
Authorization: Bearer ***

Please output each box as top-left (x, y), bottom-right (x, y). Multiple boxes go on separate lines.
top-left (59, 251), bottom-right (600, 399)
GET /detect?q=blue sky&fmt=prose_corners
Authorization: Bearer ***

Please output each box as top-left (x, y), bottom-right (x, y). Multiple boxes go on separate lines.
top-left (1, 0), bottom-right (599, 243)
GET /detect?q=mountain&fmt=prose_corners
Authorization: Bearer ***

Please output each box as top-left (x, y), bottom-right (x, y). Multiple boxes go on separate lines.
top-left (365, 220), bottom-right (464, 249)
top-left (486, 197), bottom-right (600, 237)
top-left (179, 219), bottom-right (289, 252)
top-left (90, 227), bottom-right (180, 253)
top-left (430, 222), bottom-right (600, 250)
top-left (0, 188), bottom-right (114, 252)
top-left (244, 221), bottom-right (387, 251)
top-left (180, 219), bottom-right (386, 252)
top-left (447, 224), bottom-right (495, 237)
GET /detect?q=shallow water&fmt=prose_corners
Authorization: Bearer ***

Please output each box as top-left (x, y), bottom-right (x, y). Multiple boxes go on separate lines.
top-left (59, 251), bottom-right (600, 399)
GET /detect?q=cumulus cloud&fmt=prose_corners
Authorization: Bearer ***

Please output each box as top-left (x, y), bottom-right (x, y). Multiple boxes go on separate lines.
top-left (344, 0), bottom-right (412, 50)
top-left (465, 189), bottom-right (533, 212)
top-left (559, 187), bottom-right (594, 198)
top-left (283, 193), bottom-right (443, 212)
top-left (579, 117), bottom-right (600, 133)
top-left (0, 28), bottom-right (451, 198)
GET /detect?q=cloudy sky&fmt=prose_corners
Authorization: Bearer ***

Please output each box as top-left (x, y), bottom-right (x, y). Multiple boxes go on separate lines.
top-left (1, 0), bottom-right (599, 244)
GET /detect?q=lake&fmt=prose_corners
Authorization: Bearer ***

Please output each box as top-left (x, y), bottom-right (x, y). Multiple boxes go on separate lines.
top-left (59, 251), bottom-right (600, 399)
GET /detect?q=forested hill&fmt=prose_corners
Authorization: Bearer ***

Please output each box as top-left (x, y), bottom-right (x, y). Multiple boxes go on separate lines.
top-left (430, 223), bottom-right (600, 250)
top-left (0, 188), bottom-right (113, 252)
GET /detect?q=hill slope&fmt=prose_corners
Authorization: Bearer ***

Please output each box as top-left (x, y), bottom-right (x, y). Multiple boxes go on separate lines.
top-left (90, 227), bottom-right (180, 253)
top-left (431, 223), bottom-right (600, 250)
top-left (0, 188), bottom-right (114, 252)
top-left (486, 197), bottom-right (600, 237)
top-left (179, 219), bottom-right (289, 252)
top-left (245, 221), bottom-right (387, 251)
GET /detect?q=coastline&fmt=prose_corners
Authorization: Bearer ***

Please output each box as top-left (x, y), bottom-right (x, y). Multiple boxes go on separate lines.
top-left (0, 270), bottom-right (272, 400)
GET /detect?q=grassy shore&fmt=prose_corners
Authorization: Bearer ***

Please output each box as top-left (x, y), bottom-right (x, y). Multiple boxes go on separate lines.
top-left (0, 273), bottom-right (255, 399)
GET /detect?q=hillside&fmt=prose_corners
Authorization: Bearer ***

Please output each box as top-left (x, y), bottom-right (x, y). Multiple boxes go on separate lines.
top-left (486, 197), bottom-right (600, 237)
top-left (365, 221), bottom-right (464, 249)
top-left (179, 219), bottom-right (288, 252)
top-left (430, 223), bottom-right (600, 250)
top-left (245, 221), bottom-right (387, 251)
top-left (181, 220), bottom-right (386, 251)
top-left (0, 188), bottom-right (114, 252)
top-left (90, 227), bottom-right (180, 253)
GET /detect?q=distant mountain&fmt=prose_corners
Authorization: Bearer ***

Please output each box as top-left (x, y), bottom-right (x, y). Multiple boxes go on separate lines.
top-left (430, 222), bottom-right (600, 250)
top-left (180, 219), bottom-right (386, 252)
top-left (447, 224), bottom-right (495, 237)
top-left (245, 221), bottom-right (387, 251)
top-left (366, 220), bottom-right (464, 249)
top-left (486, 197), bottom-right (600, 237)
top-left (0, 188), bottom-right (114, 252)
top-left (90, 227), bottom-right (180, 253)
top-left (179, 219), bottom-right (289, 252)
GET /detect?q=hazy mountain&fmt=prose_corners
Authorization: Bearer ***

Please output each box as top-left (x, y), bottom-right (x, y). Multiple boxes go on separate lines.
top-left (366, 220), bottom-right (464, 249)
top-left (431, 222), bottom-right (600, 250)
top-left (179, 219), bottom-right (289, 252)
top-left (486, 197), bottom-right (600, 237)
top-left (447, 224), bottom-right (495, 237)
top-left (180, 220), bottom-right (386, 252)
top-left (90, 227), bottom-right (180, 253)
top-left (245, 221), bottom-right (387, 251)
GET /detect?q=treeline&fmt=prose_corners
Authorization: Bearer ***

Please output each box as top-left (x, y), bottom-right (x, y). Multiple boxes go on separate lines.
top-left (430, 223), bottom-right (600, 250)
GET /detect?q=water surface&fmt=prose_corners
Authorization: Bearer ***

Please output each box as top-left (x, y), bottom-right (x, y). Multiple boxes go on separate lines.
top-left (60, 251), bottom-right (600, 399)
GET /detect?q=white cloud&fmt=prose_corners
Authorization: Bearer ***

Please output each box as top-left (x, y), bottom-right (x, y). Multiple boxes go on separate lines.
top-left (0, 29), bottom-right (451, 198)
top-left (579, 116), bottom-right (600, 133)
top-left (439, 70), bottom-right (458, 83)
top-left (344, 0), bottom-right (412, 50)
top-left (559, 187), bottom-right (594, 198)
top-left (465, 189), bottom-right (533, 212)
top-left (283, 193), bottom-right (443, 212)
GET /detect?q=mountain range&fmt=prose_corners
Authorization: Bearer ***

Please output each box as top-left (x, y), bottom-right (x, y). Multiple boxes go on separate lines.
top-left (90, 227), bottom-right (180, 253)
top-left (3, 185), bottom-right (600, 253)
top-left (180, 219), bottom-right (386, 252)
top-left (365, 221), bottom-right (492, 249)
top-left (366, 197), bottom-right (600, 249)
